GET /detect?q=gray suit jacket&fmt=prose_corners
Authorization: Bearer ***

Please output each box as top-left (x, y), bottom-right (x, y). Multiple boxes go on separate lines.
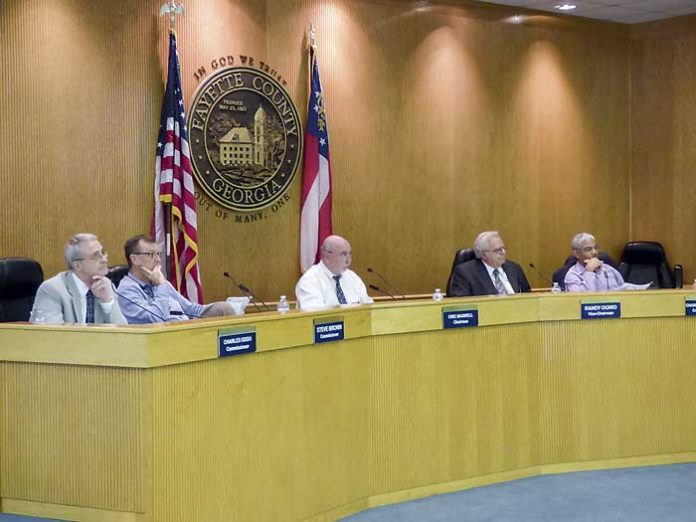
top-left (31, 271), bottom-right (127, 325)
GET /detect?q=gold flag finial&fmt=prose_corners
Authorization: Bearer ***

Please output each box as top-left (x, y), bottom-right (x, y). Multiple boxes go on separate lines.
top-left (160, 0), bottom-right (184, 32)
top-left (309, 22), bottom-right (316, 49)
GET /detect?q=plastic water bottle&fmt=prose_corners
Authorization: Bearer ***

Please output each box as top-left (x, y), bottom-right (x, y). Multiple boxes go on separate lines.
top-left (432, 288), bottom-right (444, 301)
top-left (551, 282), bottom-right (562, 293)
top-left (277, 295), bottom-right (290, 314)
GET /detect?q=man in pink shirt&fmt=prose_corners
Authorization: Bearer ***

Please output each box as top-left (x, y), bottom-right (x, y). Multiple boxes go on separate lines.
top-left (564, 233), bottom-right (625, 292)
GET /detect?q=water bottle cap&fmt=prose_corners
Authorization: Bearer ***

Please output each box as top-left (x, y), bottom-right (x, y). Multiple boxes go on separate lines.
top-left (435, 288), bottom-right (441, 292)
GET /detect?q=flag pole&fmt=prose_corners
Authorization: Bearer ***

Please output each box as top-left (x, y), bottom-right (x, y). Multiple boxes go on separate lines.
top-left (159, 0), bottom-right (184, 282)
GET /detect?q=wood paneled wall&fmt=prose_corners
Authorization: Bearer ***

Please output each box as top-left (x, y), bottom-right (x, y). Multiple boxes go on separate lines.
top-left (630, 16), bottom-right (696, 281)
top-left (1, 0), bottom-right (634, 301)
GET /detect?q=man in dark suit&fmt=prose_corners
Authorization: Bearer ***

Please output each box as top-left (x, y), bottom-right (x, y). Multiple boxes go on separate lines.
top-left (449, 231), bottom-right (531, 297)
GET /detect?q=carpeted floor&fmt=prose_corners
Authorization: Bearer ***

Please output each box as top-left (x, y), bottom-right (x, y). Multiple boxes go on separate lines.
top-left (2, 463), bottom-right (695, 521)
top-left (343, 463), bottom-right (696, 521)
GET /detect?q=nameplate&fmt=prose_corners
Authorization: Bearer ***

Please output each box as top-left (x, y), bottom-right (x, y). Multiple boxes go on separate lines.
top-left (443, 306), bottom-right (478, 329)
top-left (314, 317), bottom-right (344, 344)
top-left (218, 327), bottom-right (257, 357)
top-left (685, 298), bottom-right (696, 316)
top-left (581, 302), bottom-right (621, 319)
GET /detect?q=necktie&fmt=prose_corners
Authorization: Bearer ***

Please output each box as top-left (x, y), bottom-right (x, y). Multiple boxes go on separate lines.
top-left (493, 269), bottom-right (507, 295)
top-left (333, 275), bottom-right (347, 304)
top-left (85, 290), bottom-right (95, 324)
top-left (143, 285), bottom-right (155, 299)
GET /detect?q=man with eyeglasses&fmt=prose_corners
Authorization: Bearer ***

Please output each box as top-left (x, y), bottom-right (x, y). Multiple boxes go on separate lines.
top-left (449, 231), bottom-right (531, 297)
top-left (295, 235), bottom-right (373, 310)
top-left (30, 233), bottom-right (127, 324)
top-left (564, 232), bottom-right (625, 292)
top-left (116, 235), bottom-right (234, 323)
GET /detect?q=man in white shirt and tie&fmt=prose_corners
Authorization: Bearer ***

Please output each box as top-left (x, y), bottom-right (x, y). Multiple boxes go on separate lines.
top-left (295, 235), bottom-right (373, 310)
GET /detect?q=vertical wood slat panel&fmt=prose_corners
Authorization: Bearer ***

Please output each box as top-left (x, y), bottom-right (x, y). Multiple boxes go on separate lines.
top-left (150, 340), bottom-right (373, 521)
top-left (1, 363), bottom-right (148, 512)
top-left (541, 317), bottom-right (696, 464)
top-left (630, 16), bottom-right (696, 280)
top-left (145, 315), bottom-right (696, 521)
top-left (1, 0), bottom-right (632, 302)
top-left (3, 303), bottom-right (696, 520)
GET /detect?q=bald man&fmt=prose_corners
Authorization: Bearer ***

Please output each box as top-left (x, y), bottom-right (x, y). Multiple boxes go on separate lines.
top-left (295, 235), bottom-right (373, 310)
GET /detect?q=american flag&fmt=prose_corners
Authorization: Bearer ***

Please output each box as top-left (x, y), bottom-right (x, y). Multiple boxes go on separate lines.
top-left (153, 31), bottom-right (203, 303)
top-left (300, 44), bottom-right (333, 272)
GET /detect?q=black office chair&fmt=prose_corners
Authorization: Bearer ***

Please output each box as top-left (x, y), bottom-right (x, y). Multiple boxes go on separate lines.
top-left (552, 253), bottom-right (618, 291)
top-left (446, 248), bottom-right (476, 296)
top-left (0, 257), bottom-right (44, 322)
top-left (106, 265), bottom-right (129, 287)
top-left (618, 241), bottom-right (682, 289)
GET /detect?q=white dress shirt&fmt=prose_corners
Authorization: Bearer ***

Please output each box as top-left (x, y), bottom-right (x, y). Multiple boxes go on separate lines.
top-left (70, 272), bottom-right (114, 320)
top-left (295, 261), bottom-right (374, 311)
top-left (482, 261), bottom-right (515, 294)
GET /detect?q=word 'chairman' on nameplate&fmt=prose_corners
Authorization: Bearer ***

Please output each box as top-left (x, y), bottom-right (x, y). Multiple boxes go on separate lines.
top-left (218, 328), bottom-right (257, 357)
top-left (581, 302), bottom-right (621, 319)
top-left (443, 307), bottom-right (479, 329)
top-left (314, 318), bottom-right (345, 344)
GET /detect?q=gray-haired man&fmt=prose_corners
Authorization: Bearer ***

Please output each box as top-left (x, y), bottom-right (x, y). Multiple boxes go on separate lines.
top-left (449, 231), bottom-right (531, 297)
top-left (30, 233), bottom-right (127, 324)
top-left (564, 232), bottom-right (625, 292)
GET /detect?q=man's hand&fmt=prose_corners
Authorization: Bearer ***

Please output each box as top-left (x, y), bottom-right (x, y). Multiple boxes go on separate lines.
top-left (584, 257), bottom-right (604, 272)
top-left (202, 302), bottom-right (235, 317)
top-left (142, 265), bottom-right (166, 285)
top-left (90, 275), bottom-right (114, 302)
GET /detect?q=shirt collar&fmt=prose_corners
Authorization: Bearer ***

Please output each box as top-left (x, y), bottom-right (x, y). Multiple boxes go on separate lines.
top-left (127, 272), bottom-right (150, 287)
top-left (70, 272), bottom-right (90, 296)
top-left (481, 260), bottom-right (503, 278)
top-left (318, 260), bottom-right (344, 279)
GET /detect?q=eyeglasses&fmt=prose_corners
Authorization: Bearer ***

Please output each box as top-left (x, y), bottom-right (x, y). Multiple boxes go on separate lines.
top-left (74, 250), bottom-right (108, 262)
top-left (484, 247), bottom-right (506, 255)
top-left (577, 245), bottom-right (598, 253)
top-left (133, 251), bottom-right (161, 259)
top-left (327, 250), bottom-right (352, 259)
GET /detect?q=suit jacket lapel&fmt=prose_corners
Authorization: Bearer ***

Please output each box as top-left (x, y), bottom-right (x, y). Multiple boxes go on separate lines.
top-left (476, 260), bottom-right (497, 294)
top-left (502, 263), bottom-right (517, 293)
top-left (64, 271), bottom-right (85, 323)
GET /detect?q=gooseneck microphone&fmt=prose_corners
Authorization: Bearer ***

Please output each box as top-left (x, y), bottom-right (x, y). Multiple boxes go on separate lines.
top-left (223, 272), bottom-right (270, 312)
top-left (223, 272), bottom-right (261, 312)
top-left (528, 263), bottom-right (553, 286)
top-left (367, 267), bottom-right (406, 299)
top-left (369, 284), bottom-right (396, 300)
top-left (239, 283), bottom-right (270, 312)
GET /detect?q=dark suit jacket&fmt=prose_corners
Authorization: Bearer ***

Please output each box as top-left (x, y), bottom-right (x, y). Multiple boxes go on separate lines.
top-left (449, 259), bottom-right (531, 297)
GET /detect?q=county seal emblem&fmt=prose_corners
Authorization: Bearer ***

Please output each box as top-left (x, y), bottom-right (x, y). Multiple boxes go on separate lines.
top-left (187, 67), bottom-right (302, 212)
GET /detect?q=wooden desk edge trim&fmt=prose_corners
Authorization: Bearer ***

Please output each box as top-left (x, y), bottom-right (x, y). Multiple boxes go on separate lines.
top-left (1, 290), bottom-right (693, 368)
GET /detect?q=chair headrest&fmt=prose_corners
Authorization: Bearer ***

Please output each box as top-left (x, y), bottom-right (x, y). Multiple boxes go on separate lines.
top-left (621, 242), bottom-right (667, 265)
top-left (0, 257), bottom-right (44, 298)
top-left (106, 265), bottom-right (129, 285)
top-left (454, 248), bottom-right (476, 266)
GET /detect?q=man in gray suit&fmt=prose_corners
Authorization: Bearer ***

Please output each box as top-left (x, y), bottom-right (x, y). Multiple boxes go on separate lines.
top-left (30, 233), bottom-right (127, 324)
